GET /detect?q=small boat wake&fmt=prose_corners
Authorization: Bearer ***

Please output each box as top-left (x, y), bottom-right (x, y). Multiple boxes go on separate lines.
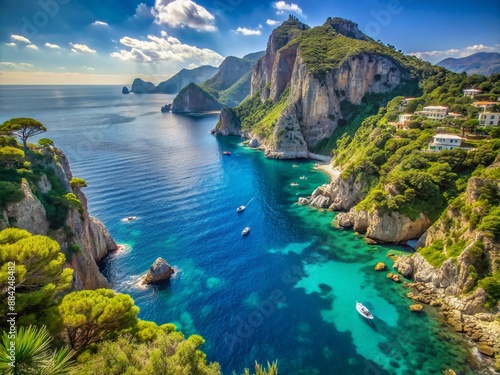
top-left (236, 197), bottom-right (254, 213)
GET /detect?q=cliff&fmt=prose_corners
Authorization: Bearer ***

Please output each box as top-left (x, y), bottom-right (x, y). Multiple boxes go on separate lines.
top-left (155, 65), bottom-right (218, 94)
top-left (0, 147), bottom-right (117, 290)
top-left (216, 16), bottom-right (427, 158)
top-left (131, 78), bottom-right (156, 94)
top-left (171, 83), bottom-right (223, 113)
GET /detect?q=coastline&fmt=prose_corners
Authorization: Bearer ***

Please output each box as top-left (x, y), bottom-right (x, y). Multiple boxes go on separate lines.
top-left (314, 162), bottom-right (340, 181)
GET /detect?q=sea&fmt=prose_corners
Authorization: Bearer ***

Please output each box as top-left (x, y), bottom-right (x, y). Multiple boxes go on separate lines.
top-left (0, 85), bottom-right (482, 375)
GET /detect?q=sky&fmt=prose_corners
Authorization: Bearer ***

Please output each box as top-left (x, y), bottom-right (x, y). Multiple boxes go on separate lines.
top-left (0, 0), bottom-right (499, 85)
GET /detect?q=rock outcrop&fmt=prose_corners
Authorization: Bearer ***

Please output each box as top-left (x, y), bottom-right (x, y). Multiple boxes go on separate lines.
top-left (1, 148), bottom-right (117, 290)
top-left (335, 208), bottom-right (430, 244)
top-left (143, 257), bottom-right (174, 284)
top-left (214, 108), bottom-right (242, 136)
top-left (172, 83), bottom-right (223, 113)
top-left (131, 78), bottom-right (155, 94)
top-left (122, 86), bottom-right (129, 94)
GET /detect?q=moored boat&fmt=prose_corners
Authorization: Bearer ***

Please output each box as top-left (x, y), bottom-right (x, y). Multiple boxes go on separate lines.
top-left (242, 226), bottom-right (251, 236)
top-left (290, 182), bottom-right (299, 187)
top-left (356, 301), bottom-right (374, 319)
top-left (223, 151), bottom-right (231, 155)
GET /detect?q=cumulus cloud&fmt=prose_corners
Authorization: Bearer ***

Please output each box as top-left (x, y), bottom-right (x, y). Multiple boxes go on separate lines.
top-left (26, 44), bottom-right (38, 50)
top-left (273, 1), bottom-right (304, 16)
top-left (84, 66), bottom-right (95, 71)
top-left (410, 44), bottom-right (500, 63)
top-left (92, 20), bottom-right (109, 26)
top-left (266, 19), bottom-right (280, 26)
top-left (5, 43), bottom-right (16, 47)
top-left (133, 2), bottom-right (154, 20)
top-left (236, 26), bottom-right (262, 36)
top-left (110, 31), bottom-right (224, 66)
top-left (10, 34), bottom-right (31, 44)
top-left (70, 43), bottom-right (97, 54)
top-left (45, 43), bottom-right (61, 49)
top-left (152, 0), bottom-right (216, 32)
top-left (0, 61), bottom-right (34, 69)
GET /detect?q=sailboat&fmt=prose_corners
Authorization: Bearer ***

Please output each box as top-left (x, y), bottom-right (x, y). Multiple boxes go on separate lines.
top-left (356, 301), bottom-right (374, 319)
top-left (237, 197), bottom-right (254, 213)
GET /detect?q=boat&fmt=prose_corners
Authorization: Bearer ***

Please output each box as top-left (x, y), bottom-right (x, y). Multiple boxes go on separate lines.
top-left (242, 226), bottom-right (251, 236)
top-left (299, 176), bottom-right (307, 180)
top-left (121, 216), bottom-right (137, 222)
top-left (356, 301), bottom-right (374, 319)
top-left (290, 182), bottom-right (299, 187)
top-left (223, 151), bottom-right (231, 155)
top-left (292, 164), bottom-right (299, 168)
top-left (236, 197), bottom-right (254, 213)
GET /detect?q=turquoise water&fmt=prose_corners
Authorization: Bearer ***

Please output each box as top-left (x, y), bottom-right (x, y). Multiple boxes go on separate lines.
top-left (0, 86), bottom-right (478, 374)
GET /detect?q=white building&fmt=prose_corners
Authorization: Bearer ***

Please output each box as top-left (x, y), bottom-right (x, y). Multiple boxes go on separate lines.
top-left (463, 89), bottom-right (481, 98)
top-left (478, 112), bottom-right (500, 126)
top-left (428, 134), bottom-right (464, 152)
top-left (416, 106), bottom-right (449, 120)
top-left (398, 114), bottom-right (413, 126)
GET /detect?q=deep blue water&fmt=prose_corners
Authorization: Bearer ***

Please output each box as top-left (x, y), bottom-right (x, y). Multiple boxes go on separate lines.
top-left (0, 85), bottom-right (479, 374)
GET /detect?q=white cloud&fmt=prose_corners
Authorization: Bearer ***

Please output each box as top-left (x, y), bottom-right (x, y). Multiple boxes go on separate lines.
top-left (10, 34), bottom-right (31, 44)
top-left (70, 43), bottom-right (97, 54)
top-left (152, 0), bottom-right (216, 32)
top-left (410, 44), bottom-right (500, 63)
top-left (92, 20), bottom-right (109, 26)
top-left (273, 1), bottom-right (304, 16)
top-left (84, 66), bottom-right (95, 71)
top-left (0, 61), bottom-right (34, 69)
top-left (133, 3), bottom-right (153, 19)
top-left (5, 42), bottom-right (16, 47)
top-left (236, 27), bottom-right (262, 36)
top-left (45, 43), bottom-right (61, 49)
top-left (26, 44), bottom-right (39, 50)
top-left (266, 19), bottom-right (280, 26)
top-left (110, 31), bottom-right (224, 66)
top-left (58, 67), bottom-right (66, 70)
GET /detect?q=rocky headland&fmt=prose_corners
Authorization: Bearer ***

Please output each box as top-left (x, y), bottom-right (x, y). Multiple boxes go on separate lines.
top-left (0, 148), bottom-right (117, 290)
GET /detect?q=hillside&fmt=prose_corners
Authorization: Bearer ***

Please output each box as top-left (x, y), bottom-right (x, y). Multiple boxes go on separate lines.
top-left (298, 71), bottom-right (500, 359)
top-left (437, 52), bottom-right (500, 77)
top-left (215, 16), bottom-right (432, 158)
top-left (155, 65), bottom-right (219, 94)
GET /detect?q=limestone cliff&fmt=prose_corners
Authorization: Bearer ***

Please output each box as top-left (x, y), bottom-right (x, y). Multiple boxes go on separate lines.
top-left (171, 83), bottom-right (223, 113)
top-left (216, 16), bottom-right (425, 158)
top-left (1, 148), bottom-right (116, 290)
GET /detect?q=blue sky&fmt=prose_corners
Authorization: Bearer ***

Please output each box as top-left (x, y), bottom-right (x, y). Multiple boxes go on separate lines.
top-left (0, 0), bottom-right (499, 84)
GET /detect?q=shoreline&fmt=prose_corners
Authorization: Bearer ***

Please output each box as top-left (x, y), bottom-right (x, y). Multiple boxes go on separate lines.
top-left (315, 163), bottom-right (340, 181)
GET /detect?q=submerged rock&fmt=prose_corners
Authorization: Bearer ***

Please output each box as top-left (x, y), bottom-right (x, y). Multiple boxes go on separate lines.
top-left (375, 262), bottom-right (387, 271)
top-left (143, 257), bottom-right (174, 284)
top-left (409, 304), bottom-right (424, 312)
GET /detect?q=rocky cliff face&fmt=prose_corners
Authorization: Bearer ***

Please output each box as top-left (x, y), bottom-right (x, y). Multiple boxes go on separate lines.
top-left (172, 83), bottom-right (223, 113)
top-left (217, 16), bottom-right (417, 158)
top-left (1, 148), bottom-right (116, 290)
top-left (204, 57), bottom-right (251, 92)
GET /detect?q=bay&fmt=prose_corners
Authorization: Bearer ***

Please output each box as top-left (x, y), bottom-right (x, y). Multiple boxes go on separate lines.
top-left (0, 85), bottom-right (478, 374)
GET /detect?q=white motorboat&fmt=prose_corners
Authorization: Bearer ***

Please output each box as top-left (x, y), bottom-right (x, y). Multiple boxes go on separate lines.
top-left (356, 301), bottom-right (374, 319)
top-left (292, 164), bottom-right (299, 168)
top-left (236, 197), bottom-right (254, 213)
top-left (242, 226), bottom-right (251, 236)
top-left (290, 182), bottom-right (299, 187)
top-left (299, 176), bottom-right (307, 180)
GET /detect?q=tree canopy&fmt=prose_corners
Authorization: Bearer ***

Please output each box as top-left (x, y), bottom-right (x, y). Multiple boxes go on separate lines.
top-left (0, 146), bottom-right (24, 168)
top-left (1, 118), bottom-right (47, 150)
top-left (58, 289), bottom-right (139, 350)
top-left (0, 229), bottom-right (73, 332)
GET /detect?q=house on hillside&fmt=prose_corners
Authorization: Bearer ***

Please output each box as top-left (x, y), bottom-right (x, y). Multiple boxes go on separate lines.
top-left (463, 89), bottom-right (482, 98)
top-left (428, 134), bottom-right (465, 152)
top-left (478, 112), bottom-right (500, 126)
top-left (416, 106), bottom-right (449, 120)
top-left (473, 101), bottom-right (497, 111)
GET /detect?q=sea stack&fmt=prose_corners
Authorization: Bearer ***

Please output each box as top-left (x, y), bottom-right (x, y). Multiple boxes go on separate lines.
top-left (122, 86), bottom-right (130, 94)
top-left (143, 257), bottom-right (175, 284)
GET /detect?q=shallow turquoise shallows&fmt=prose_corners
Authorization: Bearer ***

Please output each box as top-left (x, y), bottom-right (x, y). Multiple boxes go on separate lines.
top-left (0, 86), bottom-right (477, 375)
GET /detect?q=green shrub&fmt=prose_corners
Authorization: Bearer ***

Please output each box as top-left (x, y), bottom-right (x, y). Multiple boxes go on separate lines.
top-left (0, 181), bottom-right (24, 209)
top-left (69, 177), bottom-right (87, 188)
